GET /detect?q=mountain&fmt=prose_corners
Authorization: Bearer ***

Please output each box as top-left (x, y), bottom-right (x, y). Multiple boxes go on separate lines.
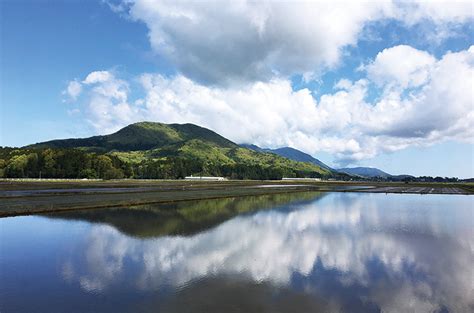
top-left (337, 167), bottom-right (391, 178)
top-left (24, 122), bottom-right (334, 178)
top-left (241, 144), bottom-right (332, 170)
top-left (29, 122), bottom-right (236, 152)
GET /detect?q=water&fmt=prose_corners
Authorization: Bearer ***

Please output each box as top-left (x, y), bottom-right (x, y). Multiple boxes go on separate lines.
top-left (1, 192), bottom-right (472, 313)
top-left (0, 187), bottom-right (159, 197)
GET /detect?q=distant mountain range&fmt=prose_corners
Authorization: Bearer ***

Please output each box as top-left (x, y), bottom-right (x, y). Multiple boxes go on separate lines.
top-left (337, 167), bottom-right (416, 180)
top-left (241, 144), bottom-right (333, 171)
top-left (241, 145), bottom-right (409, 180)
top-left (337, 167), bottom-right (392, 178)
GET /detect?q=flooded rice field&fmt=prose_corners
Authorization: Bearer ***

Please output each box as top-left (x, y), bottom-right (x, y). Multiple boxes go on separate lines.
top-left (1, 192), bottom-right (473, 312)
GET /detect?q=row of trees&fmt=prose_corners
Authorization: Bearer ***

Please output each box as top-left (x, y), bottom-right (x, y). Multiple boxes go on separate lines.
top-left (0, 148), bottom-right (328, 180)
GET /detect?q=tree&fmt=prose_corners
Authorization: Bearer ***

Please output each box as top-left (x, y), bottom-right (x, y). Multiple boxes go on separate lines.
top-left (0, 159), bottom-right (5, 178)
top-left (78, 168), bottom-right (98, 179)
top-left (95, 155), bottom-right (113, 178)
top-left (5, 154), bottom-right (28, 177)
top-left (42, 149), bottom-right (56, 177)
top-left (26, 153), bottom-right (39, 177)
top-left (103, 168), bottom-right (124, 180)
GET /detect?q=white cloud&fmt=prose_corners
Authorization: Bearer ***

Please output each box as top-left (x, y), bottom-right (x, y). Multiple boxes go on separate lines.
top-left (68, 45), bottom-right (473, 164)
top-left (68, 71), bottom-right (140, 134)
top-left (123, 0), bottom-right (394, 85)
top-left (364, 46), bottom-right (474, 139)
top-left (396, 0), bottom-right (474, 25)
top-left (63, 80), bottom-right (82, 101)
top-left (83, 71), bottom-right (113, 84)
top-left (113, 0), bottom-right (473, 85)
top-left (366, 45), bottom-right (436, 89)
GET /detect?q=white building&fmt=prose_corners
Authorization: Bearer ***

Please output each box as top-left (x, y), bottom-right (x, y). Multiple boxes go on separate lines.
top-left (282, 177), bottom-right (321, 181)
top-left (185, 176), bottom-right (226, 181)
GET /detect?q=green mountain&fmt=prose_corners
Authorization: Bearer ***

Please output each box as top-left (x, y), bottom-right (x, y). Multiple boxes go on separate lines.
top-left (29, 122), bottom-right (236, 151)
top-left (241, 144), bottom-right (333, 171)
top-left (17, 121), bottom-right (335, 179)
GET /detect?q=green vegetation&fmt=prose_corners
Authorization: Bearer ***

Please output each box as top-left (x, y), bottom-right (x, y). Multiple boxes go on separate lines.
top-left (0, 122), bottom-right (338, 180)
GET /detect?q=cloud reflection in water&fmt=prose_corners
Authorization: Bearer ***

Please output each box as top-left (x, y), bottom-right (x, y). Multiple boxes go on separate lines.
top-left (64, 193), bottom-right (474, 312)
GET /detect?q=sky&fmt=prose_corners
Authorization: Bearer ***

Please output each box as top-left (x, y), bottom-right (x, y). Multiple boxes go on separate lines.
top-left (1, 0), bottom-right (473, 178)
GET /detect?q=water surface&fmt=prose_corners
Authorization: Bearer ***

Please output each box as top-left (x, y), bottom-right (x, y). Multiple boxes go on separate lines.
top-left (1, 192), bottom-right (472, 312)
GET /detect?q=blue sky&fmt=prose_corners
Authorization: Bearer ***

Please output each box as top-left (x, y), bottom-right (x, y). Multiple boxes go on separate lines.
top-left (1, 0), bottom-right (473, 178)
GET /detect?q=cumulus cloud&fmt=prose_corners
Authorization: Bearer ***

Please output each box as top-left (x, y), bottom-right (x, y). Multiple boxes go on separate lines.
top-left (65, 71), bottom-right (141, 133)
top-left (121, 0), bottom-right (394, 85)
top-left (108, 0), bottom-right (473, 85)
top-left (363, 46), bottom-right (474, 139)
top-left (366, 45), bottom-right (436, 89)
top-left (66, 45), bottom-right (474, 164)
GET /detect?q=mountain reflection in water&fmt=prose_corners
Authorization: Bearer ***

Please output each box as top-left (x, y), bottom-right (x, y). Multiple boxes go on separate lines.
top-left (45, 192), bottom-right (324, 237)
top-left (1, 192), bottom-right (472, 313)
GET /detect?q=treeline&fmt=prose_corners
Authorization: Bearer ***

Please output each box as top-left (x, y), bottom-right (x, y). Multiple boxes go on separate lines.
top-left (0, 148), bottom-right (331, 180)
top-left (0, 148), bottom-right (130, 179)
